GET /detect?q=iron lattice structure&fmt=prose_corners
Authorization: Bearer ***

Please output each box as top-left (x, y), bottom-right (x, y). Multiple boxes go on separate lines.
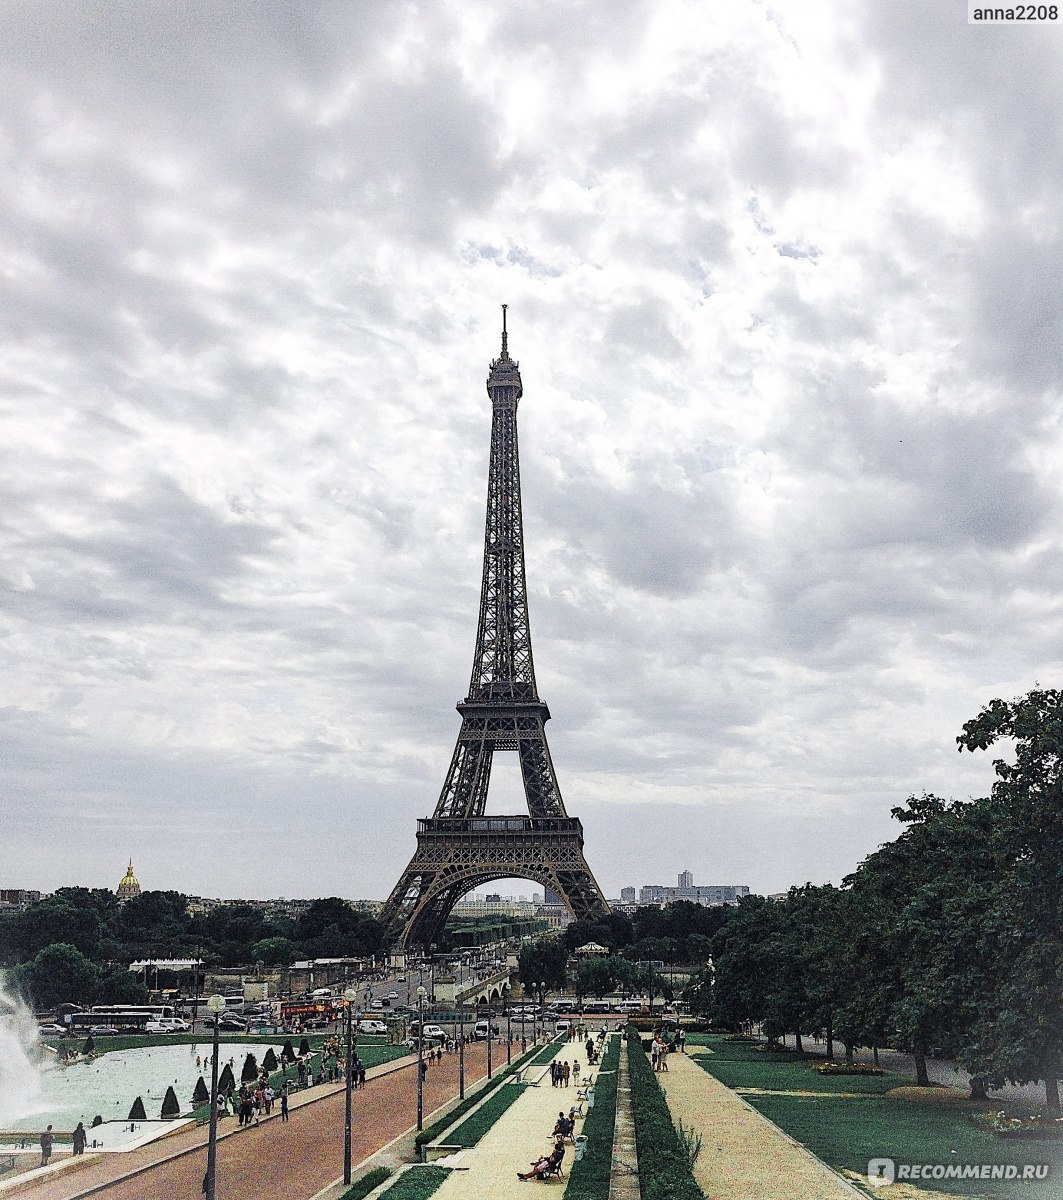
top-left (379, 309), bottom-right (610, 951)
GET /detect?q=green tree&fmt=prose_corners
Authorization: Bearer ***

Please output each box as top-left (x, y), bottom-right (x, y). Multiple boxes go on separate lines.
top-left (517, 937), bottom-right (567, 998)
top-left (218, 1064), bottom-right (236, 1093)
top-left (957, 688), bottom-right (1063, 1114)
top-left (251, 936), bottom-right (297, 966)
top-left (262, 1047), bottom-right (279, 1071)
top-left (14, 943), bottom-right (102, 1009)
top-left (575, 957), bottom-right (617, 999)
top-left (683, 966), bottom-right (714, 1018)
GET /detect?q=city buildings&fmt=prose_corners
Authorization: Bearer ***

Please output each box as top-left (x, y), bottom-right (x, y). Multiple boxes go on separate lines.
top-left (618, 871), bottom-right (751, 908)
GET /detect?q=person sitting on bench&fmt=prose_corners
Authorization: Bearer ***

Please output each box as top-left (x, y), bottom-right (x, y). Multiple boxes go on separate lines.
top-left (518, 1137), bottom-right (566, 1180)
top-left (551, 1112), bottom-right (573, 1139)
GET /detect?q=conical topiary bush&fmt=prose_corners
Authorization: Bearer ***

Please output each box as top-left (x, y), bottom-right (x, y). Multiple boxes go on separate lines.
top-left (192, 1076), bottom-right (210, 1105)
top-left (83, 1036), bottom-right (96, 1055)
top-left (240, 1052), bottom-right (258, 1083)
top-left (218, 1064), bottom-right (236, 1093)
top-left (161, 1086), bottom-right (181, 1118)
top-left (128, 1096), bottom-right (147, 1121)
top-left (262, 1047), bottom-right (278, 1071)
top-left (281, 1039), bottom-right (296, 1063)
top-left (299, 1038), bottom-right (311, 1057)
top-left (91, 1115), bottom-right (103, 1127)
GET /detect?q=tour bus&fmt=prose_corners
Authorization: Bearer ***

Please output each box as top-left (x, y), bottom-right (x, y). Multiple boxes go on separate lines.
top-left (69, 1005), bottom-right (177, 1032)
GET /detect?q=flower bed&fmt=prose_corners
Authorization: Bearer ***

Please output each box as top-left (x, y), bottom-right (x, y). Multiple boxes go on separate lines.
top-left (813, 1061), bottom-right (885, 1076)
top-left (970, 1111), bottom-right (1063, 1140)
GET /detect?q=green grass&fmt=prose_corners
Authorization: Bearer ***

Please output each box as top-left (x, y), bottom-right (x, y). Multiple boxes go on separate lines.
top-left (691, 1037), bottom-right (904, 1095)
top-left (339, 1166), bottom-right (393, 1200)
top-left (444, 1081), bottom-right (529, 1146)
top-left (378, 1166), bottom-right (451, 1200)
top-left (626, 1030), bottom-right (704, 1200)
top-left (692, 1035), bottom-right (1063, 1199)
top-left (565, 1034), bottom-right (621, 1200)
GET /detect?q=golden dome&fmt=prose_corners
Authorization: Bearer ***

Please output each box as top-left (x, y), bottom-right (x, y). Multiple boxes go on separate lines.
top-left (116, 859), bottom-right (141, 900)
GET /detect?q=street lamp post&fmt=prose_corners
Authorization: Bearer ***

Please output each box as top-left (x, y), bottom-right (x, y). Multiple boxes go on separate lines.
top-left (486, 997), bottom-right (493, 1079)
top-left (457, 1000), bottom-right (465, 1099)
top-left (343, 986), bottom-right (358, 1185)
top-left (204, 994), bottom-right (226, 1200)
top-left (416, 985), bottom-right (427, 1132)
top-left (506, 1005), bottom-right (512, 1065)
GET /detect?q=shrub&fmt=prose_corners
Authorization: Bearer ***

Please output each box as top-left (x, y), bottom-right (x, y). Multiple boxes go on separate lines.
top-left (241, 1052), bottom-right (259, 1082)
top-left (161, 1086), bottom-right (181, 1118)
top-left (262, 1047), bottom-right (279, 1071)
top-left (299, 1037), bottom-right (311, 1056)
top-left (340, 1165), bottom-right (393, 1200)
top-left (626, 1031), bottom-right (703, 1200)
top-left (128, 1096), bottom-right (147, 1121)
top-left (192, 1076), bottom-right (210, 1105)
top-left (378, 1166), bottom-right (451, 1200)
top-left (218, 1064), bottom-right (236, 1093)
top-left (281, 1039), bottom-right (296, 1062)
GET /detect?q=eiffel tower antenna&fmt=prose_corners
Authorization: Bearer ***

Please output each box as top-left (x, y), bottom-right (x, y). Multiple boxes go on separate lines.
top-left (379, 313), bottom-right (610, 951)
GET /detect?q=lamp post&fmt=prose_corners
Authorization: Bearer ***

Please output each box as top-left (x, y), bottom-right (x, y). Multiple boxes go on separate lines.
top-left (457, 998), bottom-right (465, 1099)
top-left (416, 985), bottom-right (427, 1132)
top-left (204, 994), bottom-right (226, 1200)
top-left (343, 986), bottom-right (357, 1185)
top-left (486, 996), bottom-right (493, 1079)
top-left (506, 1003), bottom-right (512, 1065)
top-left (540, 981), bottom-right (546, 1043)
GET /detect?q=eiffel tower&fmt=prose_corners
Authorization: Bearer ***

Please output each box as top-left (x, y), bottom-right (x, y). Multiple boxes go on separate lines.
top-left (379, 308), bottom-right (610, 951)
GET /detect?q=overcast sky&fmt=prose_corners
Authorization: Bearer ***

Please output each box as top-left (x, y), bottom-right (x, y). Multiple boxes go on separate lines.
top-left (2, 1), bottom-right (1061, 905)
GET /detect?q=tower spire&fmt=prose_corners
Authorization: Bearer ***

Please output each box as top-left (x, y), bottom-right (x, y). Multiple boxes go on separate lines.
top-left (501, 303), bottom-right (509, 359)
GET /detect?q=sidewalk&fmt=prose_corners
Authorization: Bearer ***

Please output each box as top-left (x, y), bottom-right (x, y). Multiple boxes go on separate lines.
top-left (657, 1051), bottom-right (863, 1200)
top-left (429, 1040), bottom-right (596, 1200)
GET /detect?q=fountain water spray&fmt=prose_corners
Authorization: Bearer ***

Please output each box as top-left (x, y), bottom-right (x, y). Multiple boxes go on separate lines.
top-left (0, 972), bottom-right (44, 1125)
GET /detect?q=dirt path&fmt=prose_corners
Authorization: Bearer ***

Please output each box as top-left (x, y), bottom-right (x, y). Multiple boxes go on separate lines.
top-left (657, 1051), bottom-right (864, 1200)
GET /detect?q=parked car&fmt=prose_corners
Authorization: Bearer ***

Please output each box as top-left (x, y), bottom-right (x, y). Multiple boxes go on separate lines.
top-left (207, 1014), bottom-right (250, 1032)
top-left (387, 991), bottom-right (399, 999)
top-left (371, 1000), bottom-right (384, 1011)
top-left (410, 1022), bottom-right (446, 1042)
top-left (89, 1025), bottom-right (121, 1036)
top-left (555, 1020), bottom-right (571, 1033)
top-left (146, 1018), bottom-right (191, 1033)
top-left (36, 1023), bottom-right (64, 1036)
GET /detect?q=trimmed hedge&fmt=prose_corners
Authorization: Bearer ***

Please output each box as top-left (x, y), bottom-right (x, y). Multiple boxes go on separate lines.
top-left (339, 1165), bottom-right (392, 1200)
top-left (445, 1082), bottom-right (529, 1147)
top-left (626, 1029), bottom-right (704, 1200)
top-left (378, 1166), bottom-right (451, 1200)
top-left (564, 1034), bottom-right (621, 1200)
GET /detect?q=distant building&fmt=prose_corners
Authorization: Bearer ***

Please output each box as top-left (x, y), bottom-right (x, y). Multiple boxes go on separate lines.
top-left (620, 886), bottom-right (636, 902)
top-left (116, 860), bottom-right (142, 902)
top-left (0, 888), bottom-right (41, 911)
top-left (638, 875), bottom-right (750, 907)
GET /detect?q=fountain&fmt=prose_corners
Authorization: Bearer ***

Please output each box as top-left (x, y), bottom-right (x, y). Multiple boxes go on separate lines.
top-left (0, 973), bottom-right (44, 1125)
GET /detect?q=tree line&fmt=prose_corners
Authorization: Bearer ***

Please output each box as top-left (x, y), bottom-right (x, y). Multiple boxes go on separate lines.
top-left (0, 891), bottom-right (385, 1010)
top-left (691, 689), bottom-right (1063, 1116)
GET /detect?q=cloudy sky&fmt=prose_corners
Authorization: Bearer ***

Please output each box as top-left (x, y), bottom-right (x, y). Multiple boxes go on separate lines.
top-left (2, 0), bottom-right (1061, 906)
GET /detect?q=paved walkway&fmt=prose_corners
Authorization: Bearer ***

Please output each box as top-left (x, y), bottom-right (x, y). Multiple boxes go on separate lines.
top-left (657, 1050), bottom-right (863, 1200)
top-left (429, 1040), bottom-right (597, 1200)
top-left (13, 1043), bottom-right (493, 1200)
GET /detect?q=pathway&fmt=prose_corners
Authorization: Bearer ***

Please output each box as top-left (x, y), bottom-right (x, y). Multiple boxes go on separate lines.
top-left (429, 1039), bottom-right (594, 1200)
top-left (14, 1043), bottom-right (492, 1200)
top-left (657, 1050), bottom-right (863, 1200)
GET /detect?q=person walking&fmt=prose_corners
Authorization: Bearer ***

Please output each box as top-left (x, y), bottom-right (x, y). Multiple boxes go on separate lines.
top-left (572, 1060), bottom-right (580, 1086)
top-left (39, 1126), bottom-right (53, 1167)
top-left (280, 1084), bottom-right (289, 1122)
top-left (72, 1122), bottom-right (87, 1156)
top-left (562, 1061), bottom-right (570, 1087)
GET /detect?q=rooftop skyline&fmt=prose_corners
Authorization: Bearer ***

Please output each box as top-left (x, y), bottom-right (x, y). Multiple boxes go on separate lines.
top-left (2, 3), bottom-right (1060, 902)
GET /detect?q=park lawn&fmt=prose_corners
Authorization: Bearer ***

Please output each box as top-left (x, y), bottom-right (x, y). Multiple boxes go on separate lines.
top-left (443, 1080), bottom-right (529, 1146)
top-left (378, 1166), bottom-right (451, 1200)
top-left (749, 1092), bottom-right (1063, 1199)
top-left (690, 1034), bottom-right (906, 1095)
